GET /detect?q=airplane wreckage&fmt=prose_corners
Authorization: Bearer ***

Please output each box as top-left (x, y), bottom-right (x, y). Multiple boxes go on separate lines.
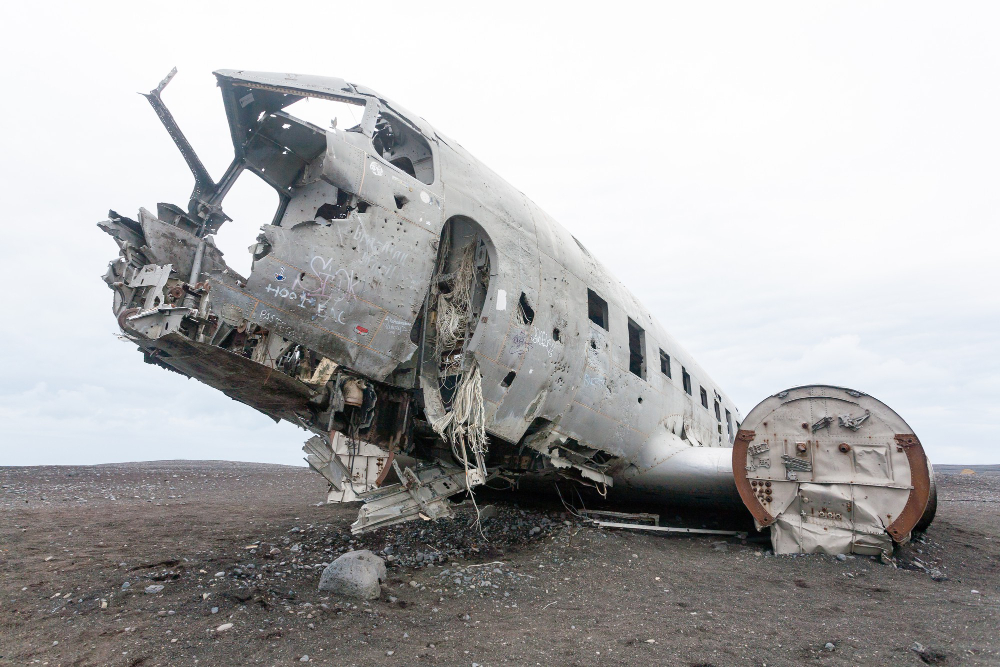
top-left (99, 69), bottom-right (936, 556)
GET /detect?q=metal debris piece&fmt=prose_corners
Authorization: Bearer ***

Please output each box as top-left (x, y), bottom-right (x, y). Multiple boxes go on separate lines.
top-left (781, 455), bottom-right (813, 472)
top-left (351, 462), bottom-right (484, 534)
top-left (592, 521), bottom-right (743, 537)
top-left (811, 416), bottom-right (834, 432)
top-left (838, 411), bottom-right (871, 431)
top-left (579, 510), bottom-right (659, 526)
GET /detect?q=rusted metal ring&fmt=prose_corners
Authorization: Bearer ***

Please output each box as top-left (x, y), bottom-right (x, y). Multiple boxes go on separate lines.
top-left (117, 307), bottom-right (140, 330)
top-left (887, 434), bottom-right (932, 542)
top-left (838, 443), bottom-right (852, 453)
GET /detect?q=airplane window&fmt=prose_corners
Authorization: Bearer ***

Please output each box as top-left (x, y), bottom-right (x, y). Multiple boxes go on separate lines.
top-left (725, 409), bottom-right (733, 440)
top-left (659, 350), bottom-right (671, 378)
top-left (700, 386), bottom-right (708, 409)
top-left (372, 111), bottom-right (435, 185)
top-left (714, 399), bottom-right (722, 422)
top-left (682, 367), bottom-right (692, 395)
top-left (627, 318), bottom-right (646, 379)
top-left (587, 289), bottom-right (609, 330)
top-left (517, 293), bottom-right (535, 325)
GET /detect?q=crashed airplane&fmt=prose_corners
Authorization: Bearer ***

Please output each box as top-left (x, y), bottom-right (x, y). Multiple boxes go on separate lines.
top-left (99, 69), bottom-right (936, 555)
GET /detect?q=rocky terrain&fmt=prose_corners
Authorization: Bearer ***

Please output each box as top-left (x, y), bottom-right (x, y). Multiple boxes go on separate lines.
top-left (1, 461), bottom-right (998, 666)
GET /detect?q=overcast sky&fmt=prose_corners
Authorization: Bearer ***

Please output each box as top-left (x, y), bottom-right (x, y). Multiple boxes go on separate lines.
top-left (1, 1), bottom-right (997, 467)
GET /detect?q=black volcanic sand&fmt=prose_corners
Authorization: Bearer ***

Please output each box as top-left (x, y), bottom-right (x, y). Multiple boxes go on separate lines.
top-left (1, 461), bottom-right (998, 666)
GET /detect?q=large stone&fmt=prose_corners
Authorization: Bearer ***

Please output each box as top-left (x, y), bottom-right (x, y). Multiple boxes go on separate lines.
top-left (318, 550), bottom-right (386, 599)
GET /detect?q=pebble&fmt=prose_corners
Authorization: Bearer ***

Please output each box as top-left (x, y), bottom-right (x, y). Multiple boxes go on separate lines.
top-left (144, 585), bottom-right (164, 594)
top-left (216, 623), bottom-right (233, 632)
top-left (299, 655), bottom-right (309, 661)
top-left (824, 642), bottom-right (835, 651)
top-left (836, 554), bottom-right (847, 561)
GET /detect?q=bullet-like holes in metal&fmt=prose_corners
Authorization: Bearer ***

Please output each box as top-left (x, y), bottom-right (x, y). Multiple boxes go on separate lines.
top-left (552, 328), bottom-right (560, 341)
top-left (501, 371), bottom-right (517, 388)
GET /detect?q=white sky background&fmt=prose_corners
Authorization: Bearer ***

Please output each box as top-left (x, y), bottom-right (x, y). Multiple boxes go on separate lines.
top-left (0, 1), bottom-right (997, 466)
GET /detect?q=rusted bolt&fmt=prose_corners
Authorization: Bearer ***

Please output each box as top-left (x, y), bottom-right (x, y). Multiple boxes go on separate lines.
top-left (801, 422), bottom-right (809, 430)
top-left (796, 443), bottom-right (808, 454)
top-left (838, 443), bottom-right (851, 453)
top-left (765, 481), bottom-right (771, 487)
top-left (167, 285), bottom-right (184, 300)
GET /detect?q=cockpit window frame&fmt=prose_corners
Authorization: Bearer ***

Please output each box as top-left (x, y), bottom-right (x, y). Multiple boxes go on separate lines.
top-left (368, 106), bottom-right (438, 187)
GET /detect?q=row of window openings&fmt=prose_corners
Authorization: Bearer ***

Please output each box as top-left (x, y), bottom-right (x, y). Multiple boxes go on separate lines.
top-left (589, 288), bottom-right (733, 434)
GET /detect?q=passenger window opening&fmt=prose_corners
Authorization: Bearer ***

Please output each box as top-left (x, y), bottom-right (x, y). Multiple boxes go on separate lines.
top-left (315, 188), bottom-right (356, 221)
top-left (714, 400), bottom-right (721, 422)
top-left (682, 367), bottom-right (692, 395)
top-left (627, 318), bottom-right (646, 379)
top-left (372, 111), bottom-right (434, 185)
top-left (587, 289), bottom-right (608, 330)
top-left (726, 409), bottom-right (733, 440)
top-left (517, 293), bottom-right (535, 326)
top-left (700, 386), bottom-right (709, 409)
top-left (659, 350), bottom-right (671, 378)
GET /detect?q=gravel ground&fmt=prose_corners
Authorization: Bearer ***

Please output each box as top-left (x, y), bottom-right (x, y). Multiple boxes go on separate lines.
top-left (1, 461), bottom-right (998, 666)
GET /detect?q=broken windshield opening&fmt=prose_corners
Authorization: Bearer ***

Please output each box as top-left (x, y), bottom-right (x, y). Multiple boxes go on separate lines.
top-left (212, 170), bottom-right (279, 278)
top-left (372, 111), bottom-right (435, 185)
top-left (282, 96), bottom-right (365, 132)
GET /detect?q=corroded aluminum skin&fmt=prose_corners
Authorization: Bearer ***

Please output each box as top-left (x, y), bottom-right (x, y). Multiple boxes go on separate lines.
top-left (207, 70), bottom-right (741, 468)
